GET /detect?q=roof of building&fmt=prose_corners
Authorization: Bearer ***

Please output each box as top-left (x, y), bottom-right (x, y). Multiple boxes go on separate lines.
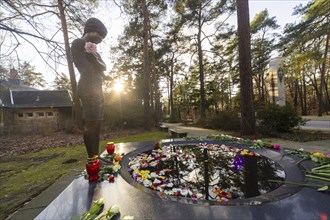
top-left (1, 90), bottom-right (72, 108)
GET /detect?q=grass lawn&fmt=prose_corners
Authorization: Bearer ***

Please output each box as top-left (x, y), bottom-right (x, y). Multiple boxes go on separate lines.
top-left (0, 131), bottom-right (169, 219)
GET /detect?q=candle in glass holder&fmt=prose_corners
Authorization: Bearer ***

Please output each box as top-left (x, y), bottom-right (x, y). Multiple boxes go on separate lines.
top-left (86, 159), bottom-right (100, 182)
top-left (107, 142), bottom-right (115, 155)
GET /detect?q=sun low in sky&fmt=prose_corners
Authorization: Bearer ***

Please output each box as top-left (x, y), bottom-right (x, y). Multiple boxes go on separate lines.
top-left (113, 79), bottom-right (124, 93)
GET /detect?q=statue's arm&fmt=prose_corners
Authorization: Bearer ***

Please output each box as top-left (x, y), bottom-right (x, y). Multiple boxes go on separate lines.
top-left (71, 38), bottom-right (94, 73)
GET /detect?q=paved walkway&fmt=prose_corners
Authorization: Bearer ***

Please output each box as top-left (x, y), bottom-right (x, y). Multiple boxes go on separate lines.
top-left (300, 115), bottom-right (330, 132)
top-left (8, 124), bottom-right (329, 220)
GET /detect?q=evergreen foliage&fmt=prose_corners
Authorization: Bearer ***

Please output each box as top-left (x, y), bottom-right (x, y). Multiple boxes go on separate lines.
top-left (256, 104), bottom-right (305, 134)
top-left (206, 111), bottom-right (241, 131)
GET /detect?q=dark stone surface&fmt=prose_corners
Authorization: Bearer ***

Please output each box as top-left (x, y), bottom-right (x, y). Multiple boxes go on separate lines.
top-left (36, 139), bottom-right (330, 220)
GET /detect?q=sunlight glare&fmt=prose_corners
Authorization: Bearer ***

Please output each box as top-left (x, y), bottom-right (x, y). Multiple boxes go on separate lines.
top-left (114, 80), bottom-right (124, 93)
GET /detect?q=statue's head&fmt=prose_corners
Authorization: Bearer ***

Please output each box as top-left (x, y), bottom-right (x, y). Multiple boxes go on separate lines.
top-left (83, 18), bottom-right (107, 43)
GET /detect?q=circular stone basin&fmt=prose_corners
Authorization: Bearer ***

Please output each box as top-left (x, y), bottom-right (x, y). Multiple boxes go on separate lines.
top-left (124, 142), bottom-right (295, 205)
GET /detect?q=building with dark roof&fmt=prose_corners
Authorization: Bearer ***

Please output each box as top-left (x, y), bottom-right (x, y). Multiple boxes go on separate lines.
top-left (0, 77), bottom-right (73, 135)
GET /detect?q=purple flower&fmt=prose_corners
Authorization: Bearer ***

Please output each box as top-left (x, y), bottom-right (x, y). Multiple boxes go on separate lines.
top-left (128, 168), bottom-right (133, 174)
top-left (232, 157), bottom-right (245, 171)
top-left (326, 153), bottom-right (330, 158)
top-left (273, 143), bottom-right (281, 150)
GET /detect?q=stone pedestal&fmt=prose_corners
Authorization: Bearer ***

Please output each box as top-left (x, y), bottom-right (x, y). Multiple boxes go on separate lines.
top-left (267, 57), bottom-right (285, 106)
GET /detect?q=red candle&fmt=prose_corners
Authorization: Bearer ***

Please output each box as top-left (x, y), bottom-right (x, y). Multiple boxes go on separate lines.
top-left (86, 159), bottom-right (100, 182)
top-left (107, 142), bottom-right (115, 155)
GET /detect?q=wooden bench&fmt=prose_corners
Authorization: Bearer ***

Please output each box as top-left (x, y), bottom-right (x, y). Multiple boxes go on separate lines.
top-left (169, 129), bottom-right (188, 138)
top-left (182, 119), bottom-right (194, 125)
top-left (159, 124), bottom-right (168, 132)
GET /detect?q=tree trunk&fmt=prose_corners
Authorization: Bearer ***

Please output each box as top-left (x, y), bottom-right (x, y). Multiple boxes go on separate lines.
top-left (294, 78), bottom-right (299, 112)
top-left (148, 24), bottom-right (161, 124)
top-left (236, 0), bottom-right (255, 135)
top-left (57, 0), bottom-right (82, 130)
top-left (141, 0), bottom-right (151, 130)
top-left (169, 56), bottom-right (175, 121)
top-left (197, 3), bottom-right (206, 122)
top-left (324, 78), bottom-right (329, 114)
top-left (318, 31), bottom-right (329, 116)
top-left (298, 80), bottom-right (303, 114)
top-left (261, 70), bottom-right (266, 106)
top-left (228, 74), bottom-right (232, 111)
top-left (302, 75), bottom-right (307, 115)
top-left (166, 65), bottom-right (171, 116)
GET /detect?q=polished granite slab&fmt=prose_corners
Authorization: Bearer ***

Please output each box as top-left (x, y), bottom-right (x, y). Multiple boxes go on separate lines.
top-left (36, 139), bottom-right (330, 220)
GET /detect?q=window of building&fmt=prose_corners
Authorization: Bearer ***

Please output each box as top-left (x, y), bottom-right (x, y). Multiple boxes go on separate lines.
top-left (25, 112), bottom-right (33, 118)
top-left (46, 112), bottom-right (54, 117)
top-left (36, 112), bottom-right (45, 118)
top-left (17, 113), bottom-right (24, 118)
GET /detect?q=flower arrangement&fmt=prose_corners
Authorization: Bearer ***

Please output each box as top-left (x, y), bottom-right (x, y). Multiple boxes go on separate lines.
top-left (286, 148), bottom-right (330, 165)
top-left (193, 134), bottom-right (281, 151)
top-left (127, 143), bottom-right (276, 203)
top-left (98, 156), bottom-right (122, 182)
top-left (203, 134), bottom-right (245, 143)
top-left (83, 143), bottom-right (122, 182)
top-left (72, 198), bottom-right (134, 220)
top-left (251, 139), bottom-right (265, 149)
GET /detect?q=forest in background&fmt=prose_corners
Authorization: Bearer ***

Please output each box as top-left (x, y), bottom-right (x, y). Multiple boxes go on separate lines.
top-left (0, 0), bottom-right (329, 133)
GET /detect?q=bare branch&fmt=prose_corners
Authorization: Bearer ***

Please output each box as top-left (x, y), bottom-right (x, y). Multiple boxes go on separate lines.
top-left (30, 10), bottom-right (59, 18)
top-left (0, 23), bottom-right (59, 43)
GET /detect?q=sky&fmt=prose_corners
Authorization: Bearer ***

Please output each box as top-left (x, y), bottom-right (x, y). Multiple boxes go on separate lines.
top-left (249, 0), bottom-right (308, 29)
top-left (6, 0), bottom-right (310, 89)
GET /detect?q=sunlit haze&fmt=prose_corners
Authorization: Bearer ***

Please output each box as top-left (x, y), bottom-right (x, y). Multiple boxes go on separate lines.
top-left (114, 79), bottom-right (124, 93)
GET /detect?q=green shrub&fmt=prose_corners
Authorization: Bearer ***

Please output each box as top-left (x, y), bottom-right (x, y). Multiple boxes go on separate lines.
top-left (256, 104), bottom-right (304, 134)
top-left (207, 111), bottom-right (241, 131)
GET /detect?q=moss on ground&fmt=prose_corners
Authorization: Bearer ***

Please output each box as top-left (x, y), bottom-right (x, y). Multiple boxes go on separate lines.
top-left (0, 131), bottom-right (169, 219)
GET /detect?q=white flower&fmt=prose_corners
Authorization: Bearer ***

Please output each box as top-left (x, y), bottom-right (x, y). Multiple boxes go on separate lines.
top-left (166, 182), bottom-right (173, 188)
top-left (164, 189), bottom-right (174, 195)
top-left (149, 161), bottom-right (158, 167)
top-left (196, 193), bottom-right (203, 198)
top-left (143, 179), bottom-right (152, 187)
top-left (85, 42), bottom-right (97, 54)
top-left (112, 164), bottom-right (121, 173)
top-left (256, 140), bottom-right (264, 146)
top-left (121, 215), bottom-right (134, 220)
top-left (109, 204), bottom-right (120, 214)
top-left (129, 163), bottom-right (140, 170)
top-left (153, 179), bottom-right (162, 185)
top-left (149, 172), bottom-right (158, 178)
top-left (180, 188), bottom-right (188, 196)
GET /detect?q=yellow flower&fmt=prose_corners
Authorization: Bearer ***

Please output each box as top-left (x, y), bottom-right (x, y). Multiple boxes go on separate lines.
top-left (137, 170), bottom-right (150, 180)
top-left (312, 152), bottom-right (326, 158)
